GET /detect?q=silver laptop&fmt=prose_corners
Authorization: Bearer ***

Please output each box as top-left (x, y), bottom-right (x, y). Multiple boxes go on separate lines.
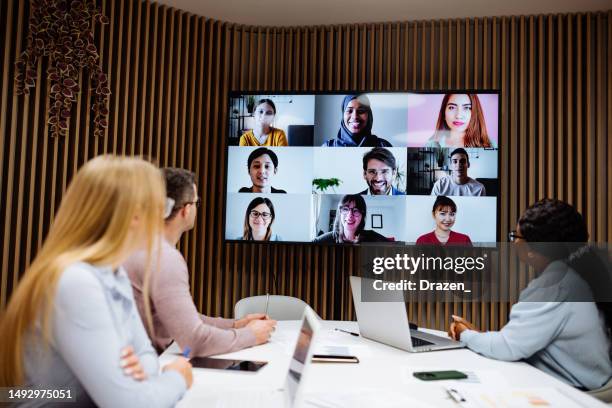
top-left (212, 307), bottom-right (321, 408)
top-left (350, 276), bottom-right (464, 352)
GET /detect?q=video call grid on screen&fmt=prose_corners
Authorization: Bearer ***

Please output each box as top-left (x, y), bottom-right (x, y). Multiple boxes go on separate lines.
top-left (224, 91), bottom-right (501, 245)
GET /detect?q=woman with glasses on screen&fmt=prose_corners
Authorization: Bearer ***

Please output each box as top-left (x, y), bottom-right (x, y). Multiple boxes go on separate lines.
top-left (416, 195), bottom-right (472, 245)
top-left (313, 194), bottom-right (388, 243)
top-left (426, 93), bottom-right (493, 148)
top-left (322, 95), bottom-right (392, 147)
top-left (239, 99), bottom-right (288, 146)
top-left (238, 197), bottom-right (282, 241)
top-left (0, 156), bottom-right (192, 406)
top-left (449, 199), bottom-right (612, 391)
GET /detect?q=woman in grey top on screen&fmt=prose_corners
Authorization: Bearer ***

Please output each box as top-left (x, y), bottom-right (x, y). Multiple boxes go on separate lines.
top-left (239, 197), bottom-right (282, 241)
top-left (239, 147), bottom-right (287, 193)
top-left (0, 156), bottom-right (192, 406)
top-left (449, 199), bottom-right (612, 391)
top-left (431, 148), bottom-right (486, 196)
top-left (322, 94), bottom-right (392, 147)
top-left (313, 194), bottom-right (388, 243)
top-left (426, 93), bottom-right (493, 148)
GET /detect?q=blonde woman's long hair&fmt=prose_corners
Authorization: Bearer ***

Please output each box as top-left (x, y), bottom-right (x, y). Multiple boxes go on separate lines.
top-left (0, 155), bottom-right (165, 386)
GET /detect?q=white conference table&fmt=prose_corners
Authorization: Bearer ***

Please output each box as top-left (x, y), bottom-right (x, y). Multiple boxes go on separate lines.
top-left (160, 320), bottom-right (606, 407)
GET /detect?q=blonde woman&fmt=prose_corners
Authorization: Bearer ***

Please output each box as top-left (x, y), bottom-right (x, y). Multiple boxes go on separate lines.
top-left (0, 156), bottom-right (192, 406)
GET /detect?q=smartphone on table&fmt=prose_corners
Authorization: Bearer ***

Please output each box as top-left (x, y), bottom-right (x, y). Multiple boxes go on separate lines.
top-left (413, 370), bottom-right (467, 381)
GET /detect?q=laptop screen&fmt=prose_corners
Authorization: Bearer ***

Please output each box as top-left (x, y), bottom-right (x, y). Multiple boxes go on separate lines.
top-left (286, 314), bottom-right (314, 403)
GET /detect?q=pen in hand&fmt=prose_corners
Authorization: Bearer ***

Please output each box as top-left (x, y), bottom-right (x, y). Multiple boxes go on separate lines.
top-left (182, 346), bottom-right (191, 358)
top-left (335, 328), bottom-right (359, 337)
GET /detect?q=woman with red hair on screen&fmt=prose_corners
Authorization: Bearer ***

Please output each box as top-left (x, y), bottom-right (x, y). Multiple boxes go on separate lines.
top-left (426, 93), bottom-right (493, 148)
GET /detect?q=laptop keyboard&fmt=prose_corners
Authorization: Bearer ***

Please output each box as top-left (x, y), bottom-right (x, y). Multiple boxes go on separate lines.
top-left (411, 336), bottom-right (434, 347)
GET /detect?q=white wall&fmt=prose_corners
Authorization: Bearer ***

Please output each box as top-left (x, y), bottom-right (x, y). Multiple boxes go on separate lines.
top-left (464, 148), bottom-right (498, 178)
top-left (314, 194), bottom-right (335, 236)
top-left (225, 193), bottom-right (312, 242)
top-left (227, 146), bottom-right (313, 194)
top-left (363, 196), bottom-right (407, 241)
top-left (314, 93), bottom-right (411, 146)
top-left (405, 196), bottom-right (497, 242)
top-left (312, 147), bottom-right (407, 194)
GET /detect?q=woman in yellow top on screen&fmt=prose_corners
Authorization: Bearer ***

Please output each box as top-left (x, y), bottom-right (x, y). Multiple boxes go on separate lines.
top-left (426, 93), bottom-right (493, 148)
top-left (239, 99), bottom-right (288, 146)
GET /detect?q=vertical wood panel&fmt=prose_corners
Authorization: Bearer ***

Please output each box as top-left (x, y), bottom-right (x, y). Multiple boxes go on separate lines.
top-left (1, 1), bottom-right (610, 328)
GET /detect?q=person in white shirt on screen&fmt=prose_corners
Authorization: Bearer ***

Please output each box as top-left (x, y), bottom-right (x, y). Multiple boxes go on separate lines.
top-left (359, 147), bottom-right (405, 195)
top-left (431, 148), bottom-right (486, 196)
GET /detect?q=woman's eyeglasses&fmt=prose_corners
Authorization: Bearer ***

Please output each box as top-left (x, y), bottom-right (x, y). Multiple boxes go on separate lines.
top-left (508, 231), bottom-right (524, 242)
top-left (250, 210), bottom-right (272, 220)
top-left (340, 206), bottom-right (363, 216)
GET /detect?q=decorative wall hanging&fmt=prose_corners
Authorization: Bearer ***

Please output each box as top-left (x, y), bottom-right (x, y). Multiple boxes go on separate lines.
top-left (14, 0), bottom-right (110, 137)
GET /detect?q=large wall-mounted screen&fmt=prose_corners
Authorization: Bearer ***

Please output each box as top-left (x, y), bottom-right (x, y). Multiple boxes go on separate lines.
top-left (225, 92), bottom-right (499, 245)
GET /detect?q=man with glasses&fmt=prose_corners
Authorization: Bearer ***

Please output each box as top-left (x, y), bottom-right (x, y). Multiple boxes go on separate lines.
top-left (124, 168), bottom-right (276, 358)
top-left (431, 148), bottom-right (486, 196)
top-left (359, 147), bottom-right (405, 195)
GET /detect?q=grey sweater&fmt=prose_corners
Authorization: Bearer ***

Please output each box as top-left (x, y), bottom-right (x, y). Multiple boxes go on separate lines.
top-left (461, 260), bottom-right (612, 390)
top-left (23, 262), bottom-right (186, 407)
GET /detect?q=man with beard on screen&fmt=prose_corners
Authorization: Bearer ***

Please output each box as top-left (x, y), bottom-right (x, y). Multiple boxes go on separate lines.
top-left (359, 147), bottom-right (405, 195)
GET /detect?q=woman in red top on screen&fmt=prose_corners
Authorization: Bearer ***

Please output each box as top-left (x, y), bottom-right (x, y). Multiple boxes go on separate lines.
top-left (416, 196), bottom-right (472, 246)
top-left (426, 94), bottom-right (493, 148)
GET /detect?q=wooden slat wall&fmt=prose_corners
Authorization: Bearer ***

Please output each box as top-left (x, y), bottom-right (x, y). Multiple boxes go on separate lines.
top-left (1, 0), bottom-right (610, 330)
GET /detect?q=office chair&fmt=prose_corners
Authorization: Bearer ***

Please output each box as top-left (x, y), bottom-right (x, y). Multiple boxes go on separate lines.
top-left (587, 377), bottom-right (612, 403)
top-left (234, 295), bottom-right (321, 321)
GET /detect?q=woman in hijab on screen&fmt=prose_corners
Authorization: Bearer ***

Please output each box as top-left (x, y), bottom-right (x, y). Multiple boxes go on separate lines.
top-left (322, 94), bottom-right (392, 147)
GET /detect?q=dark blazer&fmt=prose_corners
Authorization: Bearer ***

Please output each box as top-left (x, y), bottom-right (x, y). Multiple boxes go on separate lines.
top-left (358, 186), bottom-right (405, 196)
top-left (238, 186), bottom-right (287, 193)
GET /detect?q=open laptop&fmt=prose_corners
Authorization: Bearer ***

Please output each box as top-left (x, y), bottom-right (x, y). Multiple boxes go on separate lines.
top-left (211, 306), bottom-right (320, 408)
top-left (350, 276), bottom-right (464, 352)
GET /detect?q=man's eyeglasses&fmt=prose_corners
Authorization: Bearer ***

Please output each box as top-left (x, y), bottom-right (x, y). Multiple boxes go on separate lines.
top-left (366, 168), bottom-right (392, 177)
top-left (184, 197), bottom-right (200, 208)
top-left (340, 206), bottom-right (363, 216)
top-left (508, 231), bottom-right (525, 242)
top-left (250, 210), bottom-right (272, 220)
